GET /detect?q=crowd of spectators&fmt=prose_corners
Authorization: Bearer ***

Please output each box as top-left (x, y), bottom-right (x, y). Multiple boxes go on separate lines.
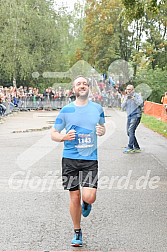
top-left (0, 85), bottom-right (75, 116)
top-left (91, 74), bottom-right (125, 108)
top-left (0, 76), bottom-right (125, 117)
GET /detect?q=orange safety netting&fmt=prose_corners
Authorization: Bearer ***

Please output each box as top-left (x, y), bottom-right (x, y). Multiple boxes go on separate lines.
top-left (144, 101), bottom-right (167, 122)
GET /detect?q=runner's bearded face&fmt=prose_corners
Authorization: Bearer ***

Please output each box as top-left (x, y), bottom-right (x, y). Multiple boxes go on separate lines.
top-left (73, 77), bottom-right (89, 99)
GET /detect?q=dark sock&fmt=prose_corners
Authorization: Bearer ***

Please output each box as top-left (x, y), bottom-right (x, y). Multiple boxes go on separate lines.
top-left (83, 201), bottom-right (89, 210)
top-left (74, 228), bottom-right (81, 233)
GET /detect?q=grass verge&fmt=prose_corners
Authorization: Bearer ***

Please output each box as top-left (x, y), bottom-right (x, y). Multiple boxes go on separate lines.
top-left (141, 114), bottom-right (167, 138)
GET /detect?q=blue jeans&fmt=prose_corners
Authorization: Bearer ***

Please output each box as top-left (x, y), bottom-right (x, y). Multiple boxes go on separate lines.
top-left (127, 117), bottom-right (141, 149)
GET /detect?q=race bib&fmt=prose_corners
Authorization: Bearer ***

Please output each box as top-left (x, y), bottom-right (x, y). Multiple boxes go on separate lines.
top-left (75, 133), bottom-right (94, 148)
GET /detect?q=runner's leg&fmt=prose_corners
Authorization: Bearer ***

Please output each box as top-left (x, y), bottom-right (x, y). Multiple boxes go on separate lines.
top-left (69, 189), bottom-right (81, 229)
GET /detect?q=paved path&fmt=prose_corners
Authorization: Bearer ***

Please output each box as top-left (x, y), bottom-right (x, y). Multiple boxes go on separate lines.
top-left (0, 109), bottom-right (166, 252)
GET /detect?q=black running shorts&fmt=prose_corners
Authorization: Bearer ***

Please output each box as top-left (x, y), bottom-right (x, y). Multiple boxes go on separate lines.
top-left (62, 158), bottom-right (98, 191)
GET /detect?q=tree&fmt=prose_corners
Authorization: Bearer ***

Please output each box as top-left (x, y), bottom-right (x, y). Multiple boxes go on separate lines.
top-left (0, 0), bottom-right (64, 86)
top-left (83, 0), bottom-right (134, 73)
top-left (122, 0), bottom-right (167, 71)
top-left (134, 68), bottom-right (167, 103)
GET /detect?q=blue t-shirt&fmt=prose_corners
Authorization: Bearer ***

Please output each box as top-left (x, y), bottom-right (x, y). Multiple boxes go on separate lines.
top-left (53, 101), bottom-right (105, 160)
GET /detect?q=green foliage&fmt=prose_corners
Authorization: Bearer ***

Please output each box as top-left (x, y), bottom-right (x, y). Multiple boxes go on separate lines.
top-left (0, 0), bottom-right (166, 97)
top-left (0, 0), bottom-right (71, 87)
top-left (141, 114), bottom-right (167, 138)
top-left (57, 0), bottom-right (86, 69)
top-left (134, 68), bottom-right (167, 102)
top-left (83, 0), bottom-right (132, 72)
top-left (83, 0), bottom-right (166, 75)
top-left (122, 0), bottom-right (166, 71)
top-left (122, 0), bottom-right (160, 20)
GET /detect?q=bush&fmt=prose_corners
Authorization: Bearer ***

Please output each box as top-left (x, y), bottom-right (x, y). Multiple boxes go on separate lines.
top-left (134, 68), bottom-right (167, 103)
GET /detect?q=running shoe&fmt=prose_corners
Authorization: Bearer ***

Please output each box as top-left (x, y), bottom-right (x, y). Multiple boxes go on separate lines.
top-left (71, 231), bottom-right (82, 247)
top-left (123, 147), bottom-right (135, 154)
top-left (134, 148), bottom-right (142, 153)
top-left (82, 202), bottom-right (92, 217)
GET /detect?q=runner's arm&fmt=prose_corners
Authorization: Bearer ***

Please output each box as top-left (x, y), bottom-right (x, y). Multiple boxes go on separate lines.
top-left (96, 124), bottom-right (106, 136)
top-left (51, 128), bottom-right (76, 142)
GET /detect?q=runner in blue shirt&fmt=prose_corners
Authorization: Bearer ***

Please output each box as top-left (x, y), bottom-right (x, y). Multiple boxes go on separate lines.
top-left (51, 75), bottom-right (106, 247)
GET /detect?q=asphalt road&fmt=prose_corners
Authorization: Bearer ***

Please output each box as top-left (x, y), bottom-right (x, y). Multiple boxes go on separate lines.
top-left (0, 108), bottom-right (166, 252)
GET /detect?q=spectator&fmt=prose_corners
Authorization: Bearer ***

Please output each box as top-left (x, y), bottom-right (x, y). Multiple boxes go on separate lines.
top-left (121, 84), bottom-right (143, 154)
